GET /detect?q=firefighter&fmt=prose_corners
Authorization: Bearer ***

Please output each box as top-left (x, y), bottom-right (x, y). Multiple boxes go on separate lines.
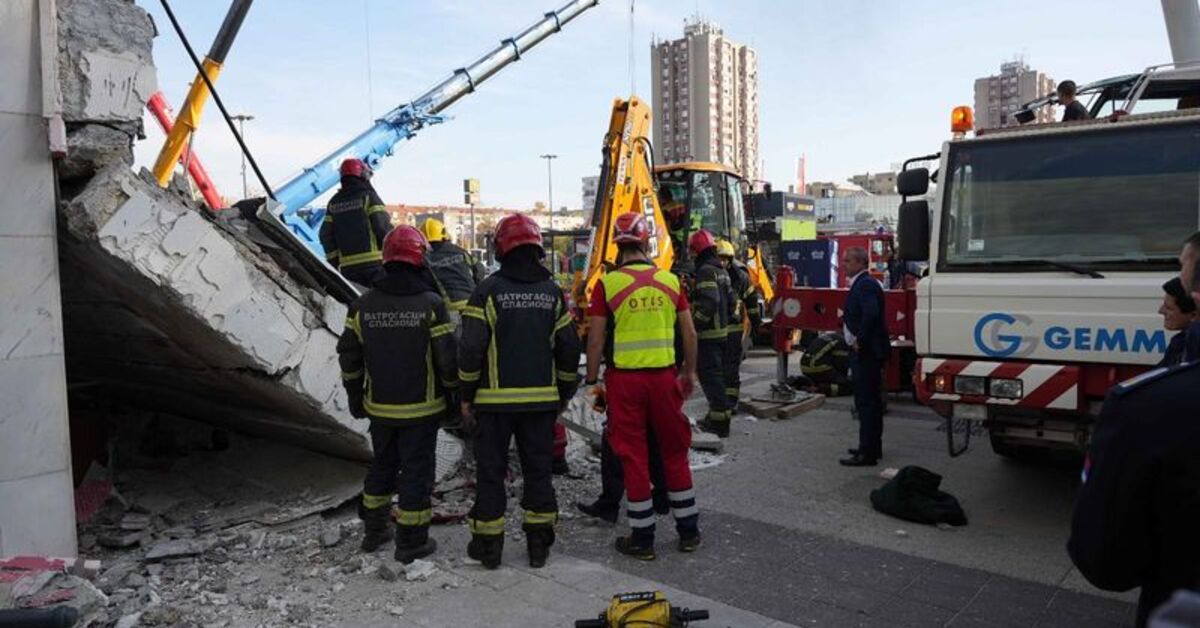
top-left (337, 225), bottom-right (458, 563)
top-left (689, 230), bottom-right (734, 437)
top-left (459, 214), bottom-right (581, 569)
top-left (319, 158), bottom-right (393, 288)
top-left (420, 217), bottom-right (486, 331)
top-left (585, 212), bottom-right (700, 560)
top-left (716, 239), bottom-right (757, 410)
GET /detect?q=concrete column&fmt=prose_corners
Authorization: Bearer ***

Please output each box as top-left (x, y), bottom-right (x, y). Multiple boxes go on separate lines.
top-left (0, 0), bottom-right (77, 557)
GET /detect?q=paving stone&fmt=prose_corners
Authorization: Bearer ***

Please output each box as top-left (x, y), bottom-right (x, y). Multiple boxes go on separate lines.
top-left (873, 595), bottom-right (957, 627)
top-left (898, 573), bottom-right (983, 612)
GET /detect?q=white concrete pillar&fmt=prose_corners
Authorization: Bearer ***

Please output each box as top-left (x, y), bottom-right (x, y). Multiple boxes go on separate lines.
top-left (0, 0), bottom-right (77, 557)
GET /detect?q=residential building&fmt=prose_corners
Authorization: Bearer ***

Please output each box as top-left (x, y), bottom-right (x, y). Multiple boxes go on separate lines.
top-left (848, 172), bottom-right (897, 196)
top-left (974, 60), bottom-right (1056, 129)
top-left (806, 181), bottom-right (866, 199)
top-left (387, 204), bottom-right (587, 250)
top-left (651, 18), bottom-right (760, 181)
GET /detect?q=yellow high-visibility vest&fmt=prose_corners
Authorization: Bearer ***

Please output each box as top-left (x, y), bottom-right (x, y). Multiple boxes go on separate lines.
top-left (600, 264), bottom-right (680, 369)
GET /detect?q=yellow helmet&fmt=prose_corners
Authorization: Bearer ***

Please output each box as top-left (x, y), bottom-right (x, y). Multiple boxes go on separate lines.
top-left (420, 218), bottom-right (446, 242)
top-left (716, 239), bottom-right (736, 258)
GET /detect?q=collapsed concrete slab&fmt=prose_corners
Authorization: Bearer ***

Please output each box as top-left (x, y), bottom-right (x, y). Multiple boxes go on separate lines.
top-left (58, 165), bottom-right (370, 460)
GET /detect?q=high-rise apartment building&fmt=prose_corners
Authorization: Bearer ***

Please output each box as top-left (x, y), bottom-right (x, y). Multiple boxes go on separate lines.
top-left (581, 176), bottom-right (599, 213)
top-left (974, 60), bottom-right (1056, 129)
top-left (651, 18), bottom-right (760, 182)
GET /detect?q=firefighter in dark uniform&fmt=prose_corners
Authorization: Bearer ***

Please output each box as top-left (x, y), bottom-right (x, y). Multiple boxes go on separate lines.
top-left (716, 239), bottom-right (757, 409)
top-left (689, 230), bottom-right (734, 437)
top-left (420, 217), bottom-right (486, 331)
top-left (459, 214), bottom-right (582, 569)
top-left (337, 225), bottom-right (458, 563)
top-left (320, 158), bottom-right (393, 288)
top-left (1068, 362), bottom-right (1200, 626)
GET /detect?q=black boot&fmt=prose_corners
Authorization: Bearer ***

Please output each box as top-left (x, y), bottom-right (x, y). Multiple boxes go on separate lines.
top-left (697, 412), bottom-right (730, 438)
top-left (551, 456), bottom-right (570, 476)
top-left (576, 500), bottom-right (618, 524)
top-left (467, 534), bottom-right (504, 569)
top-left (360, 505), bottom-right (394, 553)
top-left (614, 532), bottom-right (655, 561)
top-left (525, 526), bottom-right (555, 568)
top-left (393, 525), bottom-right (437, 564)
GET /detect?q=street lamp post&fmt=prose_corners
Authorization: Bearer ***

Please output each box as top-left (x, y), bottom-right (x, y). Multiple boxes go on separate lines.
top-left (540, 154), bottom-right (557, 271)
top-left (231, 114), bottom-right (255, 198)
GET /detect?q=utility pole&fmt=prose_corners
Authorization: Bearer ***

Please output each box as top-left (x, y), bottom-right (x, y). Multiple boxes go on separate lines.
top-left (231, 114), bottom-right (254, 198)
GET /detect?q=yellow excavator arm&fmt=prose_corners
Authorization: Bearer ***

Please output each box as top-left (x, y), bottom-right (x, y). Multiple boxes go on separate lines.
top-left (577, 97), bottom-right (674, 310)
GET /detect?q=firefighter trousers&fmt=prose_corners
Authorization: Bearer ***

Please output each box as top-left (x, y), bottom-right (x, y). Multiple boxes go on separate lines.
top-left (723, 330), bottom-right (744, 409)
top-left (698, 340), bottom-right (730, 423)
top-left (469, 411), bottom-right (559, 536)
top-left (362, 420), bottom-right (438, 527)
top-left (606, 367), bottom-right (698, 540)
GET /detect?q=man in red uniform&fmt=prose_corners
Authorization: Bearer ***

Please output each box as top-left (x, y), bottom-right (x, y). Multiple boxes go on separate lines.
top-left (585, 212), bottom-right (701, 560)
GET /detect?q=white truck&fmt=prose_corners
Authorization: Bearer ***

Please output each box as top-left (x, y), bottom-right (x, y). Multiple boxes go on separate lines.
top-left (897, 61), bottom-right (1200, 458)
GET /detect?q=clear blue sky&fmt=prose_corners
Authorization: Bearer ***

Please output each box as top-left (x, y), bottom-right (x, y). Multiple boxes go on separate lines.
top-left (133, 0), bottom-right (1170, 209)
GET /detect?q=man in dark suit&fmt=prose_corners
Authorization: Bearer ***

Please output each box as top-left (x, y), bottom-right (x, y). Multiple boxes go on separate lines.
top-left (839, 247), bottom-right (888, 467)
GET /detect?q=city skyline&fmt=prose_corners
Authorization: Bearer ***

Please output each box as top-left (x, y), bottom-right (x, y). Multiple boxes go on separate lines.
top-left (131, 0), bottom-right (1171, 210)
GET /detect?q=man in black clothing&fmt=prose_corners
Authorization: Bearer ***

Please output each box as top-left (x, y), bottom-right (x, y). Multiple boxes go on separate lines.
top-left (337, 225), bottom-right (457, 563)
top-left (420, 217), bottom-right (486, 322)
top-left (1068, 362), bottom-right (1200, 626)
top-left (1058, 80), bottom-right (1091, 122)
top-left (839, 247), bottom-right (889, 467)
top-left (320, 158), bottom-right (393, 288)
top-left (458, 213), bottom-right (582, 569)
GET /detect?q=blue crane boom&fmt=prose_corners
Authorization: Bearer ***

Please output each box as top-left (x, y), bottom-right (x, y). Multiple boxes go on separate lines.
top-left (272, 0), bottom-right (599, 253)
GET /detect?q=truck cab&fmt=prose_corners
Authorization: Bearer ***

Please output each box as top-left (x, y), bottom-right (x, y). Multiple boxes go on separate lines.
top-left (899, 104), bottom-right (1200, 457)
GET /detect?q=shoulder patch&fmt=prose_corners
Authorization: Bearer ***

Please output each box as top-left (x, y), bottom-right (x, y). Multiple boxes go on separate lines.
top-left (1112, 361), bottom-right (1200, 397)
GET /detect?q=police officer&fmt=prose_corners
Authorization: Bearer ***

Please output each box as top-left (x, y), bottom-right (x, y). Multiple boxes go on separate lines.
top-left (689, 230), bottom-right (734, 437)
top-left (459, 214), bottom-right (581, 569)
top-left (716, 240), bottom-right (757, 410)
top-left (1067, 362), bottom-right (1200, 626)
top-left (585, 212), bottom-right (701, 560)
top-left (337, 225), bottom-right (458, 563)
top-left (420, 218), bottom-right (486, 331)
top-left (320, 158), bottom-right (393, 288)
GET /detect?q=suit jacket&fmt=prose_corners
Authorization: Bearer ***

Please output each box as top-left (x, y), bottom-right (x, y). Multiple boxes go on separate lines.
top-left (843, 272), bottom-right (889, 360)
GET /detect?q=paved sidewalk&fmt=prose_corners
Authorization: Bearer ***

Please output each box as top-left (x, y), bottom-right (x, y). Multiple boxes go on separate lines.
top-left (558, 511), bottom-right (1135, 627)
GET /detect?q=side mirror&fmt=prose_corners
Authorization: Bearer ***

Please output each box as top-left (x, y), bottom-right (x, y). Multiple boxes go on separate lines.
top-left (896, 168), bottom-right (929, 197)
top-left (897, 200), bottom-right (930, 262)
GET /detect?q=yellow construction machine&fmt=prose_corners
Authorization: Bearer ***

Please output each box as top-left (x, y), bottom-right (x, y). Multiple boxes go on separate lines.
top-left (573, 96), bottom-right (774, 326)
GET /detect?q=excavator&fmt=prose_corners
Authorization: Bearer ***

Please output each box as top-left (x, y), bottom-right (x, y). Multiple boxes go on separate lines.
top-left (573, 96), bottom-right (775, 331)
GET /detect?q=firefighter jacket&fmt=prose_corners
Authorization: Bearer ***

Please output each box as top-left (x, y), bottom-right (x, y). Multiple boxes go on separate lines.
top-left (690, 251), bottom-right (732, 342)
top-left (458, 260), bottom-right (582, 413)
top-left (726, 260), bottom-right (756, 335)
top-left (597, 261), bottom-right (683, 370)
top-left (337, 267), bottom-right (458, 424)
top-left (426, 241), bottom-right (486, 307)
top-left (319, 177), bottom-right (393, 272)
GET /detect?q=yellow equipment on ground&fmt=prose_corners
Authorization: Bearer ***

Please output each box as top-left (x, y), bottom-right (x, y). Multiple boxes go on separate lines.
top-left (574, 591), bottom-right (709, 628)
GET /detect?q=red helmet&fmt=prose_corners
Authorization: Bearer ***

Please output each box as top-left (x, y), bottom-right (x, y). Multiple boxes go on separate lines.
top-left (339, 158), bottom-right (372, 179)
top-left (494, 213), bottom-right (543, 258)
top-left (612, 212), bottom-right (650, 244)
top-left (382, 225), bottom-right (429, 266)
top-left (688, 229), bottom-right (716, 257)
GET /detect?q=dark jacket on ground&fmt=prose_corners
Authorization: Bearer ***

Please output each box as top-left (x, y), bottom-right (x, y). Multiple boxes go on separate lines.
top-left (691, 250), bottom-right (732, 342)
top-left (1067, 362), bottom-right (1200, 627)
top-left (458, 248), bottom-right (581, 413)
top-left (844, 272), bottom-right (889, 360)
top-left (427, 241), bottom-right (485, 306)
top-left (337, 265), bottom-right (458, 424)
top-left (319, 176), bottom-right (392, 272)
